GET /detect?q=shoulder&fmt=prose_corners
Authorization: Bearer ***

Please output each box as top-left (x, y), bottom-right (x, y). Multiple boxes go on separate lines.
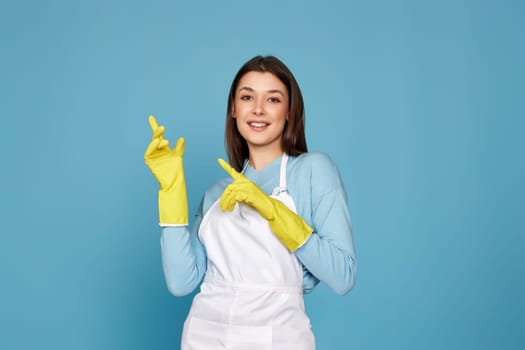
top-left (289, 152), bottom-right (346, 195)
top-left (294, 152), bottom-right (337, 167)
top-left (291, 152), bottom-right (341, 179)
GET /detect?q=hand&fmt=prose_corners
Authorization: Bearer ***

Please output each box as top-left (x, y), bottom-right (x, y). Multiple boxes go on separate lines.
top-left (144, 115), bottom-right (185, 191)
top-left (217, 158), bottom-right (275, 220)
top-left (218, 158), bottom-right (312, 251)
top-left (144, 115), bottom-right (188, 225)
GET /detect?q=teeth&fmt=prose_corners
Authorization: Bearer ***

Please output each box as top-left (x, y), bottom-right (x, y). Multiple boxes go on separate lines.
top-left (250, 122), bottom-right (267, 127)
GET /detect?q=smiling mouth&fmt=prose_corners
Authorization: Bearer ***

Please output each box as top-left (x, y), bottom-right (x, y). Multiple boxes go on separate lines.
top-left (248, 122), bottom-right (270, 130)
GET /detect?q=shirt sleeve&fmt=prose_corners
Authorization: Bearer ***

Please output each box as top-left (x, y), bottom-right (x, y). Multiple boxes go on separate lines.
top-left (301, 264), bottom-right (320, 294)
top-left (160, 199), bottom-right (207, 296)
top-left (294, 153), bottom-right (357, 295)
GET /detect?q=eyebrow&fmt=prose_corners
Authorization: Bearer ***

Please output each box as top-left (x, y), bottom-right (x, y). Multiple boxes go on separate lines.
top-left (238, 86), bottom-right (285, 97)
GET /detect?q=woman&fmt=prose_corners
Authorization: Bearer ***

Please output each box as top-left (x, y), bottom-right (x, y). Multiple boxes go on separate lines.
top-left (144, 55), bottom-right (356, 349)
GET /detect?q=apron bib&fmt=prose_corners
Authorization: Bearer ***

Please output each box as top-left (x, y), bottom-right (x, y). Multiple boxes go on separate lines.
top-left (181, 154), bottom-right (315, 350)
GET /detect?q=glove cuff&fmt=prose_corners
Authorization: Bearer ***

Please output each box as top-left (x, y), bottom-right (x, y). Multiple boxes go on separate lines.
top-left (158, 189), bottom-right (188, 226)
top-left (269, 199), bottom-right (313, 252)
top-left (277, 219), bottom-right (313, 252)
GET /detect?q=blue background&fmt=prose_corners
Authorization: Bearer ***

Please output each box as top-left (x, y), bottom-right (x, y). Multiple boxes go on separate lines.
top-left (1, 0), bottom-right (523, 349)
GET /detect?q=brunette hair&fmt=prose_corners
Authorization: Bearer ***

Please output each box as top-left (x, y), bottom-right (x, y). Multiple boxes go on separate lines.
top-left (225, 55), bottom-right (308, 171)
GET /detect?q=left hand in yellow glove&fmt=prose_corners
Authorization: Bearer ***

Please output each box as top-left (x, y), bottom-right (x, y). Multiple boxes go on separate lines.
top-left (218, 158), bottom-right (313, 252)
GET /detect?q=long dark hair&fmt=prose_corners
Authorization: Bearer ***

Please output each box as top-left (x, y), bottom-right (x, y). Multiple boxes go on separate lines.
top-left (225, 55), bottom-right (308, 171)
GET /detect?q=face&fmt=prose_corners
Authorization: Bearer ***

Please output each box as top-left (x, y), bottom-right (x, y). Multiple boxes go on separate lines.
top-left (232, 71), bottom-right (289, 156)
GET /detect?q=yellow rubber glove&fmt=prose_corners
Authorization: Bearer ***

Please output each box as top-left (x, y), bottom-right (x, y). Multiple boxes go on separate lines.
top-left (218, 158), bottom-right (313, 252)
top-left (144, 115), bottom-right (188, 226)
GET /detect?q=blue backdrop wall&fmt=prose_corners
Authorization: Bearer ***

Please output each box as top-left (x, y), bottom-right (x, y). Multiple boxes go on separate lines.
top-left (1, 0), bottom-right (523, 349)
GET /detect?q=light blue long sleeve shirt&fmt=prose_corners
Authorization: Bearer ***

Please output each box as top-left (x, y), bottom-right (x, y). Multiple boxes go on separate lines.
top-left (160, 152), bottom-right (356, 296)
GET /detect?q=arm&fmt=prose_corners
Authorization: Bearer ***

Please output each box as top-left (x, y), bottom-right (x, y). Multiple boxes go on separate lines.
top-left (218, 158), bottom-right (312, 252)
top-left (294, 154), bottom-right (357, 295)
top-left (144, 115), bottom-right (206, 295)
top-left (160, 200), bottom-right (207, 296)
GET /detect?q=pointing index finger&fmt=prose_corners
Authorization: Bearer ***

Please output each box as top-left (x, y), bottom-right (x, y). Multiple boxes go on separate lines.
top-left (218, 158), bottom-right (242, 180)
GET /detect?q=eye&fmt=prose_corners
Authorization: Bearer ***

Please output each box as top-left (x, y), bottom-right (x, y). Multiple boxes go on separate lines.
top-left (240, 95), bottom-right (252, 101)
top-left (268, 97), bottom-right (281, 103)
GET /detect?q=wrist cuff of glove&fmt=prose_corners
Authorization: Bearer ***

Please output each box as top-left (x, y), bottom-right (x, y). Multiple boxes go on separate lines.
top-left (267, 199), bottom-right (313, 252)
top-left (293, 229), bottom-right (313, 251)
top-left (285, 223), bottom-right (313, 252)
top-left (269, 216), bottom-right (313, 252)
top-left (158, 190), bottom-right (188, 226)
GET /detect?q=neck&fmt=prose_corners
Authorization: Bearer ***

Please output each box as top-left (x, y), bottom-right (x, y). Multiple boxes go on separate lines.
top-left (248, 146), bottom-right (284, 171)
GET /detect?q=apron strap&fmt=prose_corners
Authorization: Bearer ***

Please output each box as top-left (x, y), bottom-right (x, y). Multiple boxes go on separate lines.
top-left (271, 153), bottom-right (289, 196)
top-left (279, 153), bottom-right (288, 189)
top-left (241, 154), bottom-right (289, 196)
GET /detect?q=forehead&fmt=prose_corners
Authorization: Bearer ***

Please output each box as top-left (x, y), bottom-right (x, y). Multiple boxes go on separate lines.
top-left (237, 71), bottom-right (287, 94)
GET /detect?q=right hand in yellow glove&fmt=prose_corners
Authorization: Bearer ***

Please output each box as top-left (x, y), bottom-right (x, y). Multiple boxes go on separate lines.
top-left (144, 115), bottom-right (188, 226)
top-left (218, 158), bottom-right (313, 252)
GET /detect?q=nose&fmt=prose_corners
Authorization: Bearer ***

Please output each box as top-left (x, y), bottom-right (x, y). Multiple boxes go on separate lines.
top-left (253, 98), bottom-right (264, 116)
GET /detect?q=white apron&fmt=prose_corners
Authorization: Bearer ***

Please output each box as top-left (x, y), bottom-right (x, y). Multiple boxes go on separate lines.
top-left (181, 154), bottom-right (315, 350)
